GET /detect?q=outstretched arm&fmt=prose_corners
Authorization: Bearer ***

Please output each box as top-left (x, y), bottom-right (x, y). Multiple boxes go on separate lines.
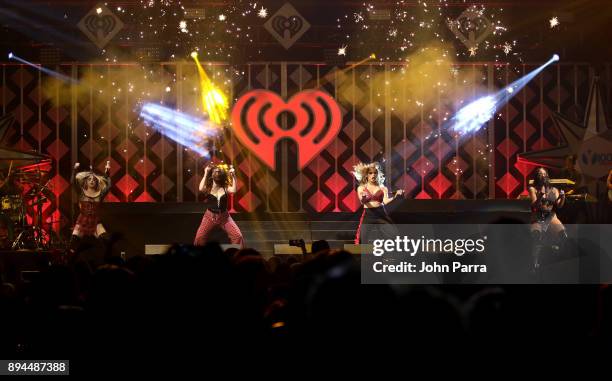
top-left (555, 188), bottom-right (565, 209)
top-left (528, 187), bottom-right (539, 207)
top-left (383, 186), bottom-right (404, 205)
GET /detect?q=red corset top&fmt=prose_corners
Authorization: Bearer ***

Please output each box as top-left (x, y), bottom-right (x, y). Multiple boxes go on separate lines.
top-left (362, 187), bottom-right (384, 203)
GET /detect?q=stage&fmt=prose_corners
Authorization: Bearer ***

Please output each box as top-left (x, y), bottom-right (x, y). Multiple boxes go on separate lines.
top-left (95, 199), bottom-right (532, 257)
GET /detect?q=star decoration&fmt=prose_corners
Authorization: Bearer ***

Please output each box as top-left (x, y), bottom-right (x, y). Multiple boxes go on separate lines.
top-left (518, 78), bottom-right (612, 194)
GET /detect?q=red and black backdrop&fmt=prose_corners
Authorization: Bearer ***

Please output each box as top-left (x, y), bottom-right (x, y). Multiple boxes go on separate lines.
top-left (0, 61), bottom-right (608, 231)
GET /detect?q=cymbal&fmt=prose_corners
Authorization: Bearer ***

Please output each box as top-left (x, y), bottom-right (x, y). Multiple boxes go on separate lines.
top-left (13, 173), bottom-right (46, 178)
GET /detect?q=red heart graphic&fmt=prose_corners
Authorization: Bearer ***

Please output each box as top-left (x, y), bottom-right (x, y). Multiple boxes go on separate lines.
top-left (230, 89), bottom-right (342, 170)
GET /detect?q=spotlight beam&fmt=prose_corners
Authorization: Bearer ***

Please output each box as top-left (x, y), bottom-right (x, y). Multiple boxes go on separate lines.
top-left (0, 7), bottom-right (91, 49)
top-left (191, 53), bottom-right (230, 125)
top-left (8, 52), bottom-right (77, 84)
top-left (140, 103), bottom-right (221, 158)
top-left (449, 54), bottom-right (560, 136)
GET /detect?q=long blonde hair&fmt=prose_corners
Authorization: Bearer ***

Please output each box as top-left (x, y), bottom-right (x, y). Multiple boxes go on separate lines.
top-left (352, 162), bottom-right (385, 186)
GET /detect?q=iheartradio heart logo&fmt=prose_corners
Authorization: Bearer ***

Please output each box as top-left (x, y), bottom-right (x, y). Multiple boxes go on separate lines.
top-left (230, 90), bottom-right (342, 170)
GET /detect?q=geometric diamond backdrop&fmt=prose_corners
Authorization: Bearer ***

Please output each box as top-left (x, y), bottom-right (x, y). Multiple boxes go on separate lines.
top-left (0, 62), bottom-right (606, 232)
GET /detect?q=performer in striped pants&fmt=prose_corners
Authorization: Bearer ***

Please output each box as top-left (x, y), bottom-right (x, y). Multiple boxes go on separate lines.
top-left (194, 163), bottom-right (244, 248)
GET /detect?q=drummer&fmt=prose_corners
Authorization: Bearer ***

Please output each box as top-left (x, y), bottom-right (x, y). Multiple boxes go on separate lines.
top-left (0, 164), bottom-right (21, 248)
top-left (0, 164), bottom-right (23, 197)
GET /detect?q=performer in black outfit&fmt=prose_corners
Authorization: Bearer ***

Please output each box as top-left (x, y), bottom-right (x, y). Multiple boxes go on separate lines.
top-left (528, 167), bottom-right (566, 270)
top-left (193, 163), bottom-right (244, 248)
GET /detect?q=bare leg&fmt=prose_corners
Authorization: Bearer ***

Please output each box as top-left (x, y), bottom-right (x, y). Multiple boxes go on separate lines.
top-left (69, 226), bottom-right (84, 256)
top-left (94, 223), bottom-right (107, 238)
top-left (548, 215), bottom-right (567, 251)
top-left (548, 216), bottom-right (565, 237)
top-left (530, 222), bottom-right (544, 272)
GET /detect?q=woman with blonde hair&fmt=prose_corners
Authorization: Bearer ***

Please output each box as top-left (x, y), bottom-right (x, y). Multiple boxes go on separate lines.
top-left (69, 161), bottom-right (112, 255)
top-left (352, 162), bottom-right (404, 244)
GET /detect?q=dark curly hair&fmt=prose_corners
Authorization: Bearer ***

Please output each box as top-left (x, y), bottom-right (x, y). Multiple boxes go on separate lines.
top-left (204, 165), bottom-right (231, 193)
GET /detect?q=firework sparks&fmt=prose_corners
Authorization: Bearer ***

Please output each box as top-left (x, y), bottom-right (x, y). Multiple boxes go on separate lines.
top-left (502, 42), bottom-right (512, 55)
top-left (338, 45), bottom-right (347, 56)
top-left (179, 20), bottom-right (188, 33)
top-left (549, 16), bottom-right (559, 28)
top-left (257, 7), bottom-right (268, 18)
top-left (218, 14), bottom-right (226, 21)
top-left (191, 52), bottom-right (230, 125)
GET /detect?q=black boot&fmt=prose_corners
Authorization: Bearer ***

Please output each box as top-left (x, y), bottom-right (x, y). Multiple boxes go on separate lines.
top-left (531, 230), bottom-right (543, 273)
top-left (68, 235), bottom-right (81, 261)
top-left (99, 232), bottom-right (114, 263)
top-left (552, 229), bottom-right (568, 255)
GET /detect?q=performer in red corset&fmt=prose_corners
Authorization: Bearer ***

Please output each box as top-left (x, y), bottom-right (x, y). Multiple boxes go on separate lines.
top-left (353, 162), bottom-right (404, 244)
top-left (69, 161), bottom-right (112, 255)
top-left (194, 163), bottom-right (244, 248)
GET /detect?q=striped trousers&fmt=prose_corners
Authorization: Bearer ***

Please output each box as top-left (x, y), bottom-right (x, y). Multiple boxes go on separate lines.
top-left (194, 209), bottom-right (244, 248)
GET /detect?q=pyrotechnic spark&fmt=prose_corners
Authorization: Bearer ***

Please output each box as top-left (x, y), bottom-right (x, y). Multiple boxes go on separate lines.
top-left (140, 103), bottom-right (219, 158)
top-left (338, 45), bottom-right (347, 56)
top-left (549, 16), bottom-right (559, 28)
top-left (179, 20), bottom-right (188, 33)
top-left (502, 42), bottom-right (512, 55)
top-left (449, 54), bottom-right (560, 136)
top-left (257, 7), bottom-right (268, 18)
top-left (96, 7), bottom-right (102, 15)
top-left (191, 53), bottom-right (230, 125)
top-left (218, 14), bottom-right (226, 21)
top-left (468, 46), bottom-right (478, 56)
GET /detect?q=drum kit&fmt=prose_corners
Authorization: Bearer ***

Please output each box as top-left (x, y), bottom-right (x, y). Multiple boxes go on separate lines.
top-left (0, 166), bottom-right (61, 251)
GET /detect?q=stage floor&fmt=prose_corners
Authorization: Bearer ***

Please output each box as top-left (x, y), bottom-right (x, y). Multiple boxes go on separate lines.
top-left (96, 199), bottom-right (533, 257)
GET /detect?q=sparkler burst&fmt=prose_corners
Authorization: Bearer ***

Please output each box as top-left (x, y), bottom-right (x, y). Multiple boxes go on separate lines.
top-left (549, 16), bottom-right (559, 28)
top-left (140, 103), bottom-right (219, 158)
top-left (257, 7), bottom-right (268, 18)
top-left (191, 53), bottom-right (230, 125)
top-left (502, 42), bottom-right (512, 55)
top-left (449, 55), bottom-right (560, 137)
top-left (338, 45), bottom-right (347, 56)
top-left (333, 2), bottom-right (517, 63)
top-left (179, 20), bottom-right (188, 33)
